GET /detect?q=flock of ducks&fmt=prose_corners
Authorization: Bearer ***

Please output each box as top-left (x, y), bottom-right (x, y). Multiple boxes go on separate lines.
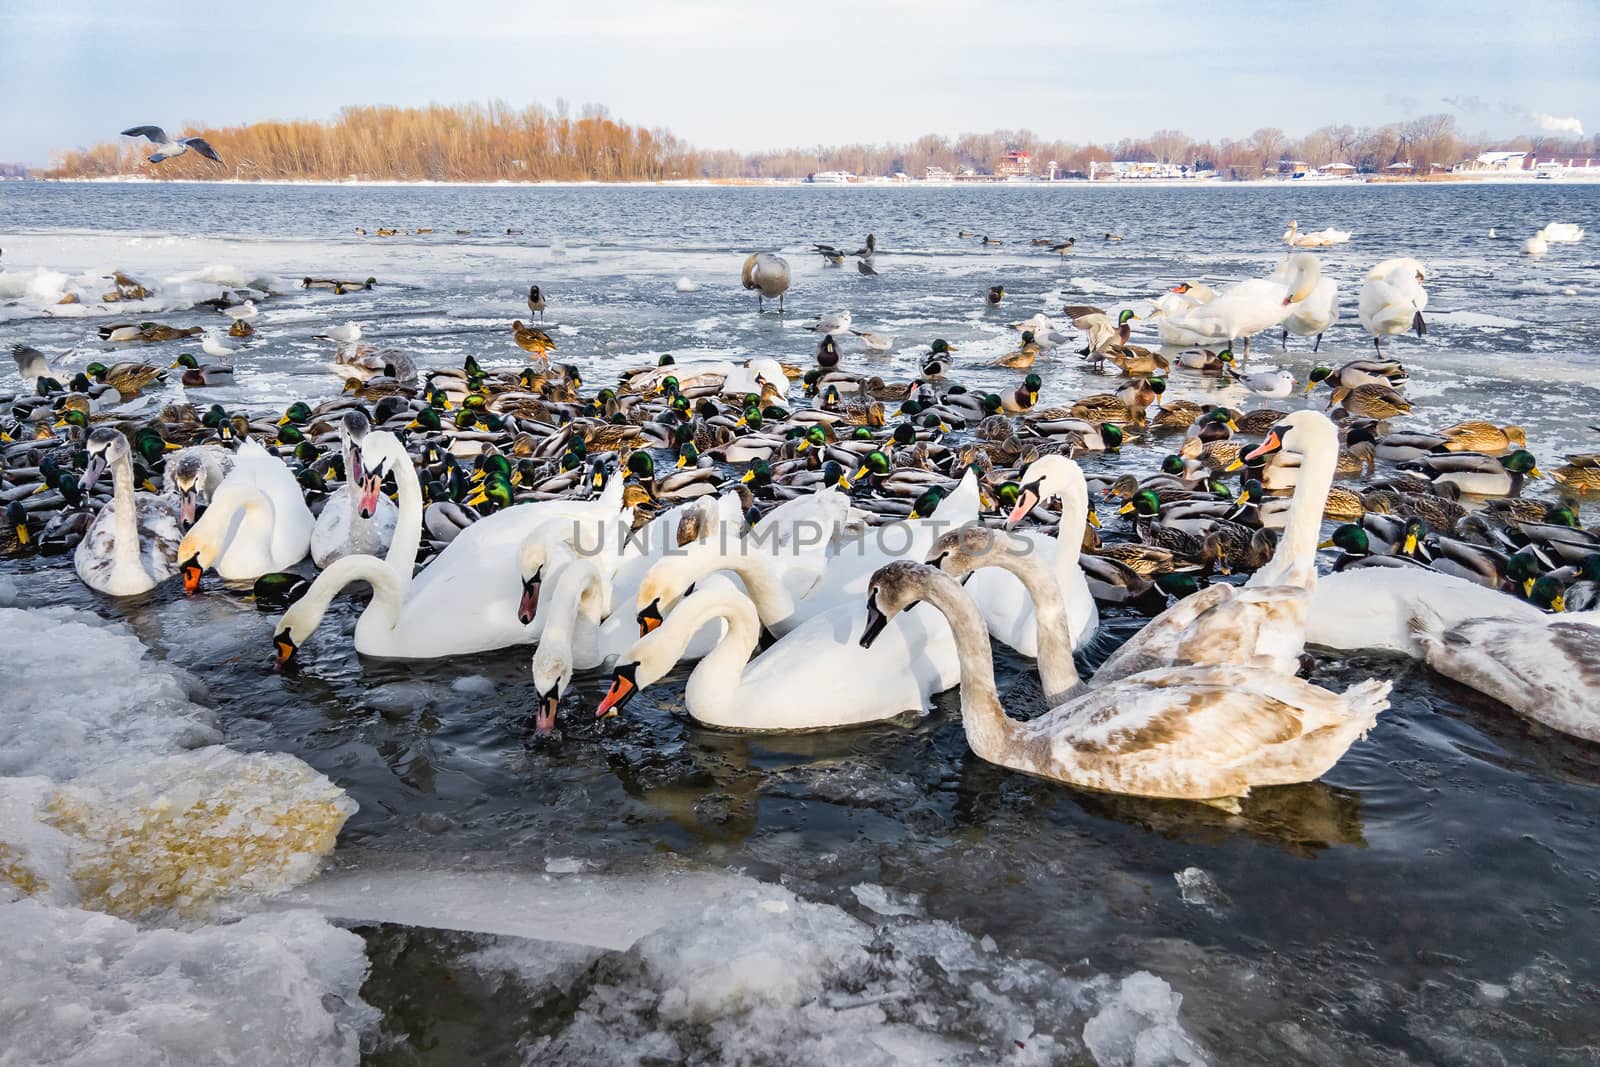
top-left (3, 221), bottom-right (1598, 811)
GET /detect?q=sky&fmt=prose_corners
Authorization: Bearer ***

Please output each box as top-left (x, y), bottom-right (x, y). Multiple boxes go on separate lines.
top-left (1, 0), bottom-right (1596, 166)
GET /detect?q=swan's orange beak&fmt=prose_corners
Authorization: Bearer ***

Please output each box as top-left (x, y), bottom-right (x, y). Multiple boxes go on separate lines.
top-left (1244, 430), bottom-right (1283, 462)
top-left (181, 555), bottom-right (204, 596)
top-left (637, 599), bottom-right (663, 636)
top-left (273, 633), bottom-right (297, 670)
top-left (596, 663), bottom-right (639, 718)
top-left (1006, 486), bottom-right (1040, 528)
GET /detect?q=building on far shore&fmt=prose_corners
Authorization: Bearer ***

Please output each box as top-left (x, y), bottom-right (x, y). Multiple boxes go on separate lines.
top-left (1449, 151), bottom-right (1599, 177)
top-left (995, 150), bottom-right (1032, 178)
top-left (1090, 160), bottom-right (1196, 180)
top-left (1453, 151), bottom-right (1531, 173)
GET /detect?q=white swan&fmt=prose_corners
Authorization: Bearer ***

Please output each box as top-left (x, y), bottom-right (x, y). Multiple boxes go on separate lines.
top-left (1410, 605), bottom-right (1600, 742)
top-left (1090, 410), bottom-right (1337, 683)
top-left (1306, 567), bottom-right (1543, 654)
top-left (862, 561), bottom-right (1389, 806)
top-left (1524, 234), bottom-right (1549, 257)
top-left (1273, 257), bottom-right (1339, 351)
top-left (1358, 257), bottom-right (1428, 353)
top-left (163, 444), bottom-right (233, 528)
top-left (634, 471), bottom-right (982, 634)
top-left (1283, 220), bottom-right (1353, 247)
top-left (310, 410), bottom-right (398, 568)
top-left (595, 570), bottom-right (959, 731)
top-left (274, 433), bottom-right (627, 662)
top-left (1537, 222), bottom-right (1585, 243)
top-left (970, 454), bottom-right (1097, 655)
top-left (74, 428), bottom-right (181, 597)
top-left (1154, 282), bottom-right (1215, 346)
top-left (178, 438), bottom-right (314, 591)
top-left (740, 252), bottom-right (792, 312)
top-left (1165, 254), bottom-right (1321, 355)
top-left (529, 556), bottom-right (614, 736)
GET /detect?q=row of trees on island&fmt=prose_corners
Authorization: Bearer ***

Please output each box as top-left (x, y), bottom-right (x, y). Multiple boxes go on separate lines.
top-left (39, 102), bottom-right (1599, 182)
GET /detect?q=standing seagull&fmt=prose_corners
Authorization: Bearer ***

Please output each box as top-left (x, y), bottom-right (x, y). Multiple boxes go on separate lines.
top-left (741, 252), bottom-right (792, 313)
top-left (120, 126), bottom-right (224, 165)
top-left (526, 285), bottom-right (546, 321)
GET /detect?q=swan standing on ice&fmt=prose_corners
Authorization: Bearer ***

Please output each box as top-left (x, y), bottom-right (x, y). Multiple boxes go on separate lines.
top-left (1358, 257), bottom-right (1428, 353)
top-left (1164, 254), bottom-right (1321, 356)
top-left (1274, 257), bottom-right (1338, 351)
top-left (741, 252), bottom-right (791, 312)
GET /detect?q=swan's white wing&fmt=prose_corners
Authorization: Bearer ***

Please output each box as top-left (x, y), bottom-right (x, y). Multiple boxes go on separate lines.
top-left (731, 600), bottom-right (958, 730)
top-left (1418, 618), bottom-right (1600, 741)
top-left (1030, 665), bottom-right (1386, 798)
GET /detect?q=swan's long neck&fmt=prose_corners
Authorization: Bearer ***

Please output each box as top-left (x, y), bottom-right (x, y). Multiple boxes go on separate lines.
top-left (380, 441), bottom-right (423, 578)
top-left (235, 489), bottom-right (278, 566)
top-left (661, 587), bottom-right (760, 719)
top-left (109, 450), bottom-right (145, 577)
top-left (290, 552), bottom-right (409, 638)
top-left (915, 574), bottom-right (1018, 763)
top-left (1254, 421), bottom-right (1337, 589)
top-left (542, 560), bottom-right (607, 669)
top-left (718, 551), bottom-right (797, 627)
top-left (991, 540), bottom-right (1083, 702)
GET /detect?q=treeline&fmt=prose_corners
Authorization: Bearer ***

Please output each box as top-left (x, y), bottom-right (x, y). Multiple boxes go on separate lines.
top-left (42, 103), bottom-right (1600, 183)
top-left (45, 101), bottom-right (699, 182)
top-left (702, 115), bottom-right (1599, 179)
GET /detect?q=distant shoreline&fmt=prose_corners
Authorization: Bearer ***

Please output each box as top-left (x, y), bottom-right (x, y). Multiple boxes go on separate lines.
top-left (20, 174), bottom-right (1600, 190)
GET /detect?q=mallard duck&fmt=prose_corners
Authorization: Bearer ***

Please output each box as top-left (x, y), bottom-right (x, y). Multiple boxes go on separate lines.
top-left (1107, 344), bottom-right (1169, 376)
top-left (87, 360), bottom-right (165, 398)
top-left (1150, 400), bottom-right (1205, 431)
top-left (1550, 453), bottom-right (1600, 495)
top-left (1323, 486), bottom-right (1366, 521)
top-left (228, 319), bottom-right (255, 338)
top-left (1088, 536), bottom-right (1190, 578)
top-left (1329, 383), bottom-right (1410, 420)
top-left (985, 285), bottom-right (1005, 306)
top-left (1482, 497), bottom-right (1579, 526)
top-left (1000, 374), bottom-right (1041, 415)
top-left (1556, 554), bottom-right (1600, 611)
top-left (512, 320), bottom-right (557, 357)
top-left (1306, 359), bottom-right (1408, 392)
top-left (1175, 348), bottom-right (1228, 373)
top-left (1400, 450), bottom-right (1541, 497)
top-left (171, 353), bottom-right (235, 387)
top-left (626, 449), bottom-right (720, 501)
top-left (1180, 435), bottom-right (1249, 473)
top-left (1065, 306), bottom-right (1137, 355)
top-left (1435, 421), bottom-right (1526, 455)
top-left (1204, 522), bottom-right (1276, 575)
top-left (2, 501), bottom-right (37, 558)
top-left (990, 332), bottom-right (1040, 369)
top-left (1069, 393), bottom-right (1137, 426)
top-left (1235, 409), bottom-right (1290, 436)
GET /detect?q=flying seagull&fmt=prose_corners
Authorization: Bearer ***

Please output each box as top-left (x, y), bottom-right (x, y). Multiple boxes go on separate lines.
top-left (120, 126), bottom-right (224, 165)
